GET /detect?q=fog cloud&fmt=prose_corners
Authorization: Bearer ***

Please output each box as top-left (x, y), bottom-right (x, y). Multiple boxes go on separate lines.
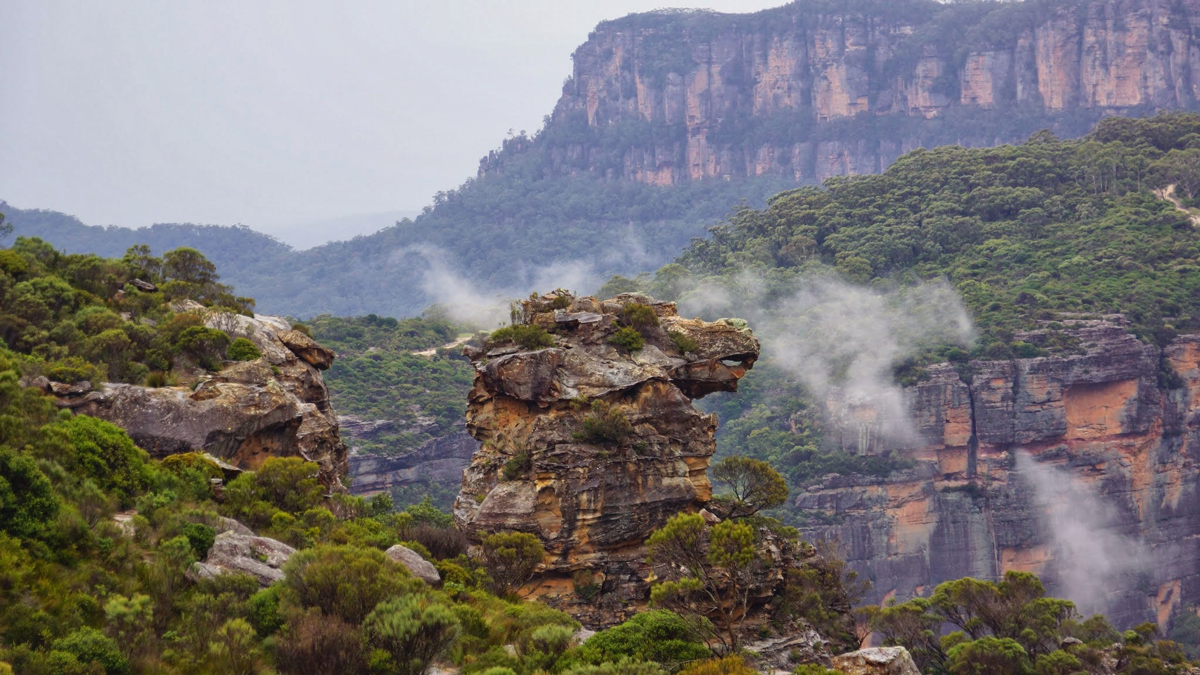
top-left (679, 273), bottom-right (975, 445)
top-left (1015, 451), bottom-right (1149, 616)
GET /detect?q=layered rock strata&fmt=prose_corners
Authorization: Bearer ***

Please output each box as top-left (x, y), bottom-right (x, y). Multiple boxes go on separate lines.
top-left (453, 293), bottom-right (758, 603)
top-left (797, 318), bottom-right (1200, 629)
top-left (482, 0), bottom-right (1200, 185)
top-left (39, 312), bottom-right (348, 489)
top-left (346, 427), bottom-right (479, 497)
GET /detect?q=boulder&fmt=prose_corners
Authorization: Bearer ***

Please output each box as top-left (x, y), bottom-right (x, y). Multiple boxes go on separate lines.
top-left (385, 544), bottom-right (441, 585)
top-left (192, 530), bottom-right (296, 586)
top-left (279, 329), bottom-right (335, 370)
top-left (831, 647), bottom-right (921, 675)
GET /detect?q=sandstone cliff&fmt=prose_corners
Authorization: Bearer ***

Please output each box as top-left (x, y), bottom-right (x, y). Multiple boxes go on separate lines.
top-left (452, 292), bottom-right (760, 616)
top-left (481, 0), bottom-right (1200, 185)
top-left (797, 318), bottom-right (1200, 629)
top-left (36, 311), bottom-right (348, 489)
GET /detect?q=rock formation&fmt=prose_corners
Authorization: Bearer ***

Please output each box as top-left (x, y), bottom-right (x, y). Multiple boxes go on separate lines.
top-left (38, 311), bottom-right (348, 489)
top-left (482, 0), bottom-right (1200, 186)
top-left (453, 292), bottom-right (758, 605)
top-left (346, 427), bottom-right (478, 498)
top-left (797, 318), bottom-right (1200, 629)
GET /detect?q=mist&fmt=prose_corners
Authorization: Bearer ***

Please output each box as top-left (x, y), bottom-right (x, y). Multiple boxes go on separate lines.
top-left (678, 273), bottom-right (975, 445)
top-left (1015, 451), bottom-right (1149, 616)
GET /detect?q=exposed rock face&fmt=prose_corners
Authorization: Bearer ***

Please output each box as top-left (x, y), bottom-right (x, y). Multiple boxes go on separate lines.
top-left (797, 319), bottom-right (1200, 629)
top-left (346, 426), bottom-right (479, 497)
top-left (482, 0), bottom-right (1200, 185)
top-left (45, 312), bottom-right (348, 489)
top-left (453, 293), bottom-right (758, 605)
top-left (190, 530), bottom-right (296, 586)
top-left (831, 647), bottom-right (921, 675)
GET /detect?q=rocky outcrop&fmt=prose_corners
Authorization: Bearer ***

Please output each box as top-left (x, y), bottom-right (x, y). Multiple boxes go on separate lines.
top-left (831, 647), bottom-right (921, 675)
top-left (190, 530), bottom-right (296, 586)
top-left (481, 0), bottom-right (1200, 185)
top-left (43, 312), bottom-right (348, 489)
top-left (797, 319), bottom-right (1200, 629)
top-left (453, 292), bottom-right (758, 614)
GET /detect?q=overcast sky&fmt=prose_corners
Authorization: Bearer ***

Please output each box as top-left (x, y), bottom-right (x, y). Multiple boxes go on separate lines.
top-left (0, 0), bottom-right (782, 247)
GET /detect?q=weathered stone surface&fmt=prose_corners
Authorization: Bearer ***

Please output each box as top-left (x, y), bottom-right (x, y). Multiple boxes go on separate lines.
top-left (797, 320), bottom-right (1200, 629)
top-left (831, 647), bottom-right (921, 675)
top-left (193, 530), bottom-right (296, 586)
top-left (483, 1), bottom-right (1200, 187)
top-left (385, 544), bottom-right (441, 585)
top-left (347, 428), bottom-right (479, 497)
top-left (48, 311), bottom-right (348, 489)
top-left (745, 626), bottom-right (832, 670)
top-left (453, 292), bottom-right (758, 622)
top-left (278, 329), bottom-right (335, 370)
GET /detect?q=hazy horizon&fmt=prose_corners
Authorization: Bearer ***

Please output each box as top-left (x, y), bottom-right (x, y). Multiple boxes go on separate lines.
top-left (0, 0), bottom-right (782, 247)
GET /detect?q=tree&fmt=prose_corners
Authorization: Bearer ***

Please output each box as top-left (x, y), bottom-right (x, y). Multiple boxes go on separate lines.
top-left (363, 595), bottom-right (461, 675)
top-left (646, 514), bottom-right (761, 653)
top-left (162, 247), bottom-right (219, 287)
top-left (0, 213), bottom-right (11, 245)
top-left (710, 456), bottom-right (788, 519)
top-left (0, 446), bottom-right (60, 540)
top-left (208, 618), bottom-right (261, 675)
top-left (575, 610), bottom-right (710, 670)
top-left (275, 608), bottom-right (365, 675)
top-left (479, 531), bottom-right (545, 596)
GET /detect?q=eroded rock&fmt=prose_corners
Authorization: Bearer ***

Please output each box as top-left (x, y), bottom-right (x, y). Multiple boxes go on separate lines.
top-left (191, 530), bottom-right (295, 586)
top-left (47, 311), bottom-right (348, 489)
top-left (454, 291), bottom-right (758, 621)
top-left (831, 647), bottom-right (921, 675)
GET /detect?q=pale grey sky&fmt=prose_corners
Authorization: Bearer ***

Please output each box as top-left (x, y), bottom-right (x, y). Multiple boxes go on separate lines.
top-left (0, 0), bottom-right (783, 246)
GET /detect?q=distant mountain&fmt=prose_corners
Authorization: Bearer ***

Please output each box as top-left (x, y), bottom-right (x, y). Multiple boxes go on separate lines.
top-left (9, 0), bottom-right (1200, 318)
top-left (267, 210), bottom-right (421, 250)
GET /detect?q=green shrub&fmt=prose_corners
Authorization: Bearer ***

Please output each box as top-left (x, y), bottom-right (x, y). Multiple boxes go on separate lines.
top-left (490, 324), bottom-right (555, 350)
top-left (174, 326), bottom-right (231, 370)
top-left (226, 337), bottom-right (262, 361)
top-left (607, 326), bottom-right (645, 352)
top-left (574, 401), bottom-right (632, 445)
top-left (181, 522), bottom-right (216, 559)
top-left (363, 595), bottom-right (461, 675)
top-left (668, 330), bottom-right (699, 354)
top-left (290, 322), bottom-right (312, 336)
top-left (282, 544), bottom-right (416, 624)
top-left (502, 450), bottom-right (532, 481)
top-left (576, 610), bottom-right (709, 669)
top-left (560, 660), bottom-right (667, 675)
top-left (44, 356), bottom-right (104, 384)
top-left (622, 302), bottom-right (660, 331)
top-left (479, 531), bottom-right (545, 595)
top-left (0, 446), bottom-right (60, 540)
top-left (62, 415), bottom-right (152, 506)
top-left (51, 626), bottom-right (129, 675)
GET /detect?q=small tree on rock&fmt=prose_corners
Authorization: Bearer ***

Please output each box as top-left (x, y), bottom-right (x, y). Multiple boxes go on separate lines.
top-left (479, 531), bottom-right (544, 596)
top-left (710, 456), bottom-right (788, 519)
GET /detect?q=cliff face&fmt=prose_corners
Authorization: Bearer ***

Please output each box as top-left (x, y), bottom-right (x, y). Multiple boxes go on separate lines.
top-left (452, 292), bottom-right (759, 618)
top-left (797, 319), bottom-right (1200, 629)
top-left (482, 0), bottom-right (1200, 185)
top-left (39, 311), bottom-right (349, 489)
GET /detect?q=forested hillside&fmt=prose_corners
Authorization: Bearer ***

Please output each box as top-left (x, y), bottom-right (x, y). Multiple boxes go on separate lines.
top-left (606, 111), bottom-right (1200, 498)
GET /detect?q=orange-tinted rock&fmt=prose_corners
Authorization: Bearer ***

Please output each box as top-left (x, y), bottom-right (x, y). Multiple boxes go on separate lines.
top-left (797, 319), bottom-right (1200, 629)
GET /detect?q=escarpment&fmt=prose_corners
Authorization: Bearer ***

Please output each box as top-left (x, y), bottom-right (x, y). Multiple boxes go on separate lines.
top-left (482, 0), bottom-right (1200, 186)
top-left (453, 293), bottom-right (759, 613)
top-left (36, 312), bottom-right (348, 489)
top-left (797, 318), bottom-right (1200, 629)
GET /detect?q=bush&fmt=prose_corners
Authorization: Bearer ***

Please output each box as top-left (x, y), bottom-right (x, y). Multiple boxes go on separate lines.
top-left (622, 302), bottom-right (660, 331)
top-left (479, 531), bottom-right (545, 595)
top-left (282, 544), bottom-right (415, 624)
top-left (668, 330), bottom-right (699, 354)
top-left (174, 326), bottom-right (231, 370)
top-left (275, 608), bottom-right (364, 675)
top-left (561, 660), bottom-right (667, 675)
top-left (181, 522), bottom-right (216, 559)
top-left (606, 326), bottom-right (645, 352)
top-left (574, 401), bottom-right (633, 445)
top-left (226, 337), bottom-right (262, 361)
top-left (51, 626), bottom-right (129, 675)
top-left (489, 324), bottom-right (555, 350)
top-left (400, 522), bottom-right (469, 560)
top-left (62, 415), bottom-right (152, 506)
top-left (502, 450), bottom-right (532, 481)
top-left (290, 322), bottom-right (312, 337)
top-left (577, 610), bottom-right (710, 669)
top-left (364, 595), bottom-right (461, 675)
top-left (0, 446), bottom-right (60, 540)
